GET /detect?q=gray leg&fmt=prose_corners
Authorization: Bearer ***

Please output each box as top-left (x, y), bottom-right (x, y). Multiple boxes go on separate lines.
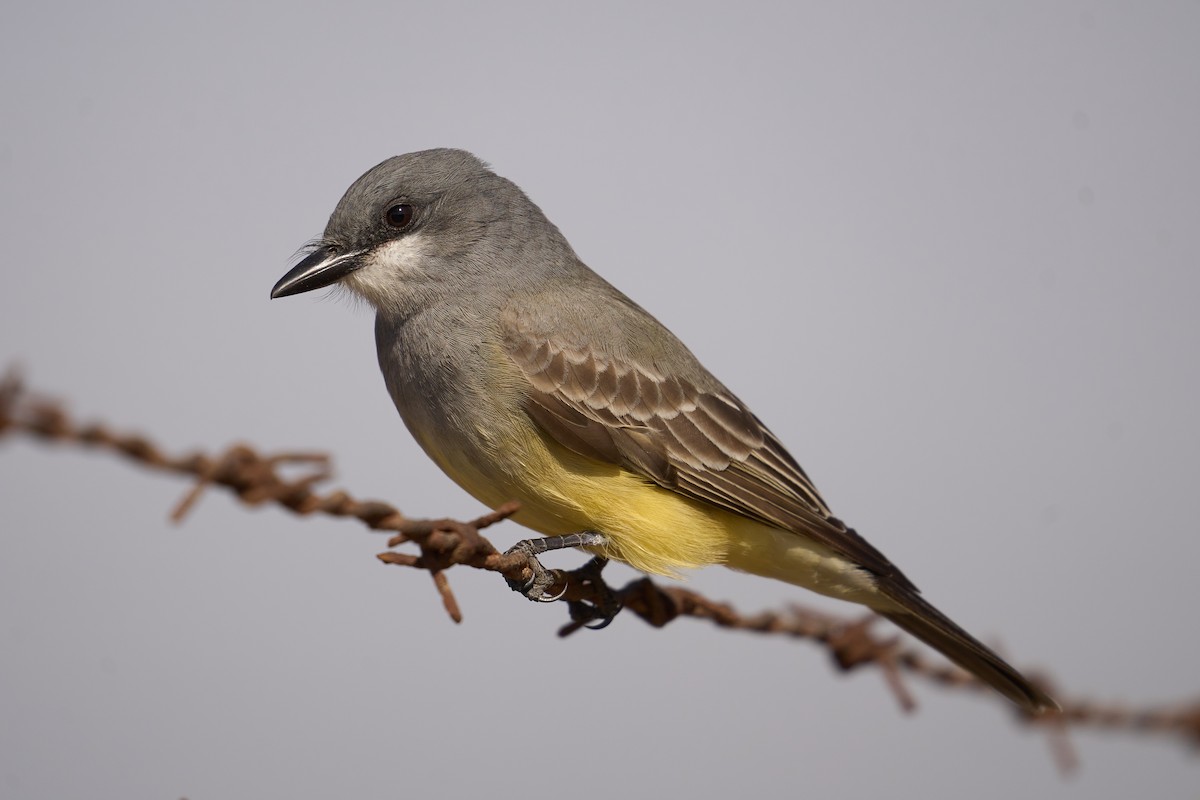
top-left (504, 532), bottom-right (608, 602)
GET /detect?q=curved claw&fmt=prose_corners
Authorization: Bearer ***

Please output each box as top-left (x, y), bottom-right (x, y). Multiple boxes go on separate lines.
top-left (584, 614), bottom-right (616, 630)
top-left (537, 581), bottom-right (568, 603)
top-left (504, 570), bottom-right (536, 594)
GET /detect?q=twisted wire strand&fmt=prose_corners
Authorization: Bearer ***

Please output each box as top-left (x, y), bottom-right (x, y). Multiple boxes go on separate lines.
top-left (2, 369), bottom-right (1196, 767)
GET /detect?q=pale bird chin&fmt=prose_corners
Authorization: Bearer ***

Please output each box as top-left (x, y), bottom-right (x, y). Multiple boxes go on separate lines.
top-left (340, 234), bottom-right (430, 312)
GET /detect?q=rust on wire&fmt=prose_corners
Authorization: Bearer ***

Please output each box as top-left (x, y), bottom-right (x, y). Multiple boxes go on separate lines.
top-left (2, 368), bottom-right (1199, 763)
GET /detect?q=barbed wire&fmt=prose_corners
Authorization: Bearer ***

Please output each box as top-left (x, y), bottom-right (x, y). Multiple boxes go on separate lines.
top-left (2, 369), bottom-right (1197, 767)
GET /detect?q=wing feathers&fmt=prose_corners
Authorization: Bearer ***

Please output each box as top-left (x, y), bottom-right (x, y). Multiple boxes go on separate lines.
top-left (503, 323), bottom-right (907, 583)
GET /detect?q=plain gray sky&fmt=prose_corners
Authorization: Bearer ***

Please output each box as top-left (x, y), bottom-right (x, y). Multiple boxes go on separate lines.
top-left (2, 2), bottom-right (1198, 798)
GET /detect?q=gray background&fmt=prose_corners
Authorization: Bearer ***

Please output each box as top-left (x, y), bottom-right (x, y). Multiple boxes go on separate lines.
top-left (2, 2), bottom-right (1197, 798)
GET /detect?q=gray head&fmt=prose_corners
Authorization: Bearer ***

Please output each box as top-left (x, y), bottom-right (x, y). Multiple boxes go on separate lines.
top-left (271, 148), bottom-right (576, 314)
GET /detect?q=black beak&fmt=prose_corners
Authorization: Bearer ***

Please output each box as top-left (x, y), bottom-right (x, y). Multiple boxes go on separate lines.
top-left (271, 245), bottom-right (367, 298)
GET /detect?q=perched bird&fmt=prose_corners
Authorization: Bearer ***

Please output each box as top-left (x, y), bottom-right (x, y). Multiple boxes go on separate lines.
top-left (271, 148), bottom-right (1056, 713)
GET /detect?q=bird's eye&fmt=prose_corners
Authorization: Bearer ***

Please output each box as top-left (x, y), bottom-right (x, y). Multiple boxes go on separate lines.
top-left (385, 203), bottom-right (415, 229)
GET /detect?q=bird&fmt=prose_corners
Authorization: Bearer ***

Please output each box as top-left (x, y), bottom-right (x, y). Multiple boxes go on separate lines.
top-left (271, 148), bottom-right (1057, 714)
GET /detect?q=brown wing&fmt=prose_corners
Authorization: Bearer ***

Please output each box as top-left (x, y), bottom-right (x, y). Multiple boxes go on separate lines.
top-left (502, 325), bottom-right (913, 587)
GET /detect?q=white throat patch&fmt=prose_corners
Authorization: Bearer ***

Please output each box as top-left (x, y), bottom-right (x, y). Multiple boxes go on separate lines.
top-left (341, 233), bottom-right (430, 310)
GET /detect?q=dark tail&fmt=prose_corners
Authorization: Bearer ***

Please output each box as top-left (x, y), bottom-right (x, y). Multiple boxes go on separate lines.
top-left (877, 587), bottom-right (1058, 714)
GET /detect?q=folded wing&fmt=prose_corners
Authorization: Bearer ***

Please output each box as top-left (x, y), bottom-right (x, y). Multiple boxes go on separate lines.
top-left (502, 322), bottom-right (914, 589)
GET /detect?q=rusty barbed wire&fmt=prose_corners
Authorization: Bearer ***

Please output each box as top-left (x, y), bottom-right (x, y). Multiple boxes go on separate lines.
top-left (1, 369), bottom-right (1197, 763)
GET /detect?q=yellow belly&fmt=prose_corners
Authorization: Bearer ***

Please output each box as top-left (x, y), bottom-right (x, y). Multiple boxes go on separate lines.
top-left (414, 410), bottom-right (883, 606)
top-left (423, 419), bottom-right (726, 575)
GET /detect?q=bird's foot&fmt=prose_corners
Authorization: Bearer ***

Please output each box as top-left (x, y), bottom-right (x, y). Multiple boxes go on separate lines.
top-left (504, 539), bottom-right (566, 602)
top-left (503, 531), bottom-right (609, 605)
top-left (565, 556), bottom-right (622, 630)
